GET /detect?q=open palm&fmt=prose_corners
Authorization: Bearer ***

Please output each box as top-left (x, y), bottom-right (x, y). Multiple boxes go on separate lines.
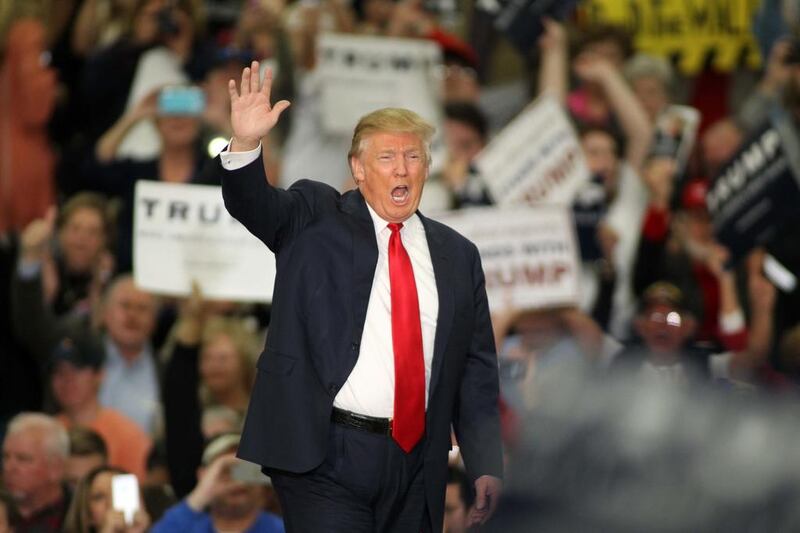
top-left (228, 60), bottom-right (290, 147)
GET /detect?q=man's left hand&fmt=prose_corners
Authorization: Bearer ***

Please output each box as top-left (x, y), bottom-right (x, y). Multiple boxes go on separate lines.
top-left (467, 475), bottom-right (502, 526)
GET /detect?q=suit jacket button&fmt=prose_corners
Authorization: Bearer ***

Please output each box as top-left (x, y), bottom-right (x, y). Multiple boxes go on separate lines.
top-left (329, 384), bottom-right (339, 394)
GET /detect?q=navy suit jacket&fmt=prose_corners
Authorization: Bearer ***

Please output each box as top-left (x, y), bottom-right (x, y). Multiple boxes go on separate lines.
top-left (219, 155), bottom-right (503, 529)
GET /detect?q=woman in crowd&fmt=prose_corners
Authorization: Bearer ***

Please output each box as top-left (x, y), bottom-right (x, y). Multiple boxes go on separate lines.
top-left (78, 85), bottom-right (211, 272)
top-left (11, 193), bottom-right (114, 368)
top-left (164, 284), bottom-right (259, 497)
top-left (63, 465), bottom-right (150, 533)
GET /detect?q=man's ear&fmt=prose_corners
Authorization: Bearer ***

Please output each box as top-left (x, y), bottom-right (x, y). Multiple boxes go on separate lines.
top-left (350, 155), bottom-right (364, 185)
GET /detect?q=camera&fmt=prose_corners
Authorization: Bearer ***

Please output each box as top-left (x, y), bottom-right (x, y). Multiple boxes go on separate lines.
top-left (158, 86), bottom-right (206, 116)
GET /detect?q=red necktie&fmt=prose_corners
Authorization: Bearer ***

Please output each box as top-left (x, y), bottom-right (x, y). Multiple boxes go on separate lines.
top-left (387, 222), bottom-right (425, 453)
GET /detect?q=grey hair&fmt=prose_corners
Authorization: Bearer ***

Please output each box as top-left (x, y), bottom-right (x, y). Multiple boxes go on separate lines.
top-left (6, 412), bottom-right (69, 461)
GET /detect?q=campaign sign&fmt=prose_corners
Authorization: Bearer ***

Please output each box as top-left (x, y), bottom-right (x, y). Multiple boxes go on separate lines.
top-left (317, 33), bottom-right (443, 136)
top-left (134, 181), bottom-right (276, 302)
top-left (707, 123), bottom-right (800, 262)
top-left (475, 95), bottom-right (590, 206)
top-left (433, 206), bottom-right (581, 312)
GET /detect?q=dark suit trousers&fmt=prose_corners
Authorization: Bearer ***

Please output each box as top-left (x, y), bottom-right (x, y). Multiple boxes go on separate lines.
top-left (267, 421), bottom-right (430, 532)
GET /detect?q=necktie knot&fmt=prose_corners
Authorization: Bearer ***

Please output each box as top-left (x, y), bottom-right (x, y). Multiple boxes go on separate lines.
top-left (387, 222), bottom-right (403, 234)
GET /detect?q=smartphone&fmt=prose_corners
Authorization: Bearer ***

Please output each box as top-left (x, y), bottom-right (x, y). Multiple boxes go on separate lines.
top-left (763, 254), bottom-right (797, 292)
top-left (230, 460), bottom-right (269, 485)
top-left (111, 474), bottom-right (140, 525)
top-left (158, 86), bottom-right (206, 116)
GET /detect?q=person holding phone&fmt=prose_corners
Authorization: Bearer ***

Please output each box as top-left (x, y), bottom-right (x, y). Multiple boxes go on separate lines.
top-left (151, 433), bottom-right (284, 533)
top-left (63, 465), bottom-right (150, 533)
top-left (77, 84), bottom-right (212, 273)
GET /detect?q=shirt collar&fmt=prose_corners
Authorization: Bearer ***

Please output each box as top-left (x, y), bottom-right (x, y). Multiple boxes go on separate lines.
top-left (104, 335), bottom-right (153, 368)
top-left (364, 201), bottom-right (423, 238)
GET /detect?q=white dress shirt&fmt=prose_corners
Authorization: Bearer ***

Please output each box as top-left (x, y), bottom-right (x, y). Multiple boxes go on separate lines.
top-left (334, 204), bottom-right (438, 417)
top-left (221, 143), bottom-right (439, 418)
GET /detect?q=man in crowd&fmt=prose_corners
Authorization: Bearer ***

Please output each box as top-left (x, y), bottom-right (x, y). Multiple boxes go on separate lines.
top-left (443, 466), bottom-right (474, 533)
top-left (1, 413), bottom-right (70, 532)
top-left (151, 433), bottom-right (284, 532)
top-left (65, 427), bottom-right (108, 490)
top-left (218, 62), bottom-right (503, 531)
top-left (50, 331), bottom-right (152, 480)
top-left (97, 275), bottom-right (161, 436)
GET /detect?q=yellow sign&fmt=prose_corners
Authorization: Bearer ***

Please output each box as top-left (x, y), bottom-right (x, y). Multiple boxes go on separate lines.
top-left (578, 0), bottom-right (762, 74)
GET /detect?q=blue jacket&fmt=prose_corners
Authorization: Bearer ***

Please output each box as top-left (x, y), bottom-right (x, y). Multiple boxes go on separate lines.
top-left (151, 501), bottom-right (284, 533)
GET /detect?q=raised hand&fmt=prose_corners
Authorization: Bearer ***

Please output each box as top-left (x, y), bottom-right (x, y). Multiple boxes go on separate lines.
top-left (573, 51), bottom-right (615, 84)
top-left (20, 206), bottom-right (56, 263)
top-left (539, 17), bottom-right (567, 52)
top-left (228, 61), bottom-right (290, 151)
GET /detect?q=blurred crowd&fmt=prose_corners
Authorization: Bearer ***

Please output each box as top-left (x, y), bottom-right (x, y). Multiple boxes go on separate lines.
top-left (1, 0), bottom-right (800, 531)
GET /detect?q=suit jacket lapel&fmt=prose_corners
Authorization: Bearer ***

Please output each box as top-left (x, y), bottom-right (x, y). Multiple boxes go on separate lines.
top-left (419, 213), bottom-right (454, 401)
top-left (341, 189), bottom-right (378, 357)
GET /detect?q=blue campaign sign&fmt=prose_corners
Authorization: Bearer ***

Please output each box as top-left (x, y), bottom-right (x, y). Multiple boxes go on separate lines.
top-left (708, 119), bottom-right (800, 263)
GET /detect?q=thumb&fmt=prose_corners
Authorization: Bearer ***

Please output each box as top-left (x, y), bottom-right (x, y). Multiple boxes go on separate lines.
top-left (272, 100), bottom-right (291, 118)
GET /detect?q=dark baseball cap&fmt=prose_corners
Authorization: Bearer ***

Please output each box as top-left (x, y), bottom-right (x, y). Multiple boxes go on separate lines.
top-left (49, 333), bottom-right (105, 372)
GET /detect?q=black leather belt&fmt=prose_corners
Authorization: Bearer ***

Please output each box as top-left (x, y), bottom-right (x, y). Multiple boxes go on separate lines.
top-left (331, 407), bottom-right (392, 436)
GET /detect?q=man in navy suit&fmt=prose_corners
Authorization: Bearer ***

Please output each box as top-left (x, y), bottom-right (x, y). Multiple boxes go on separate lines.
top-left (218, 61), bottom-right (503, 532)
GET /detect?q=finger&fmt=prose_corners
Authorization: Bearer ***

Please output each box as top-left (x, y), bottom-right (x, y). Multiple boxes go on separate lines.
top-left (44, 205), bottom-right (57, 232)
top-left (241, 66), bottom-right (251, 96)
top-left (228, 79), bottom-right (239, 103)
top-left (250, 60), bottom-right (260, 94)
top-left (488, 488), bottom-right (500, 517)
top-left (261, 66), bottom-right (273, 103)
top-left (270, 99), bottom-right (291, 120)
top-left (191, 279), bottom-right (202, 298)
top-left (466, 507), bottom-right (488, 527)
top-left (474, 482), bottom-right (488, 512)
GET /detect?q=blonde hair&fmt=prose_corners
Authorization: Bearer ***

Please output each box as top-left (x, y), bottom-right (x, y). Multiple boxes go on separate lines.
top-left (348, 107), bottom-right (435, 164)
top-left (199, 316), bottom-right (260, 405)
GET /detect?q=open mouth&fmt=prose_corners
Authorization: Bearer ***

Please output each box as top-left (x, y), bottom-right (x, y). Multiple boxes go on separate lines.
top-left (391, 186), bottom-right (410, 205)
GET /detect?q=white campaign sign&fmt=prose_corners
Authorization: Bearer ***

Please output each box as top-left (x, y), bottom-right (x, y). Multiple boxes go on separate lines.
top-left (317, 33), bottom-right (443, 135)
top-left (134, 181), bottom-right (276, 302)
top-left (476, 95), bottom-right (590, 205)
top-left (433, 206), bottom-right (581, 312)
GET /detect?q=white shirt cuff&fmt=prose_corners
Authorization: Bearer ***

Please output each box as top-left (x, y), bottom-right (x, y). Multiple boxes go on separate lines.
top-left (220, 140), bottom-right (262, 171)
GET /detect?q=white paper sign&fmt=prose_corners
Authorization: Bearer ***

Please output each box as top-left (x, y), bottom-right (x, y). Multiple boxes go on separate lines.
top-left (317, 33), bottom-right (443, 133)
top-left (476, 95), bottom-right (590, 205)
top-left (134, 181), bottom-right (276, 302)
top-left (433, 206), bottom-right (581, 312)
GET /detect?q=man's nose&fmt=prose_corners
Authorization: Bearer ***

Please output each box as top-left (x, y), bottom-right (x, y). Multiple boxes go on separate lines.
top-left (395, 157), bottom-right (408, 176)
